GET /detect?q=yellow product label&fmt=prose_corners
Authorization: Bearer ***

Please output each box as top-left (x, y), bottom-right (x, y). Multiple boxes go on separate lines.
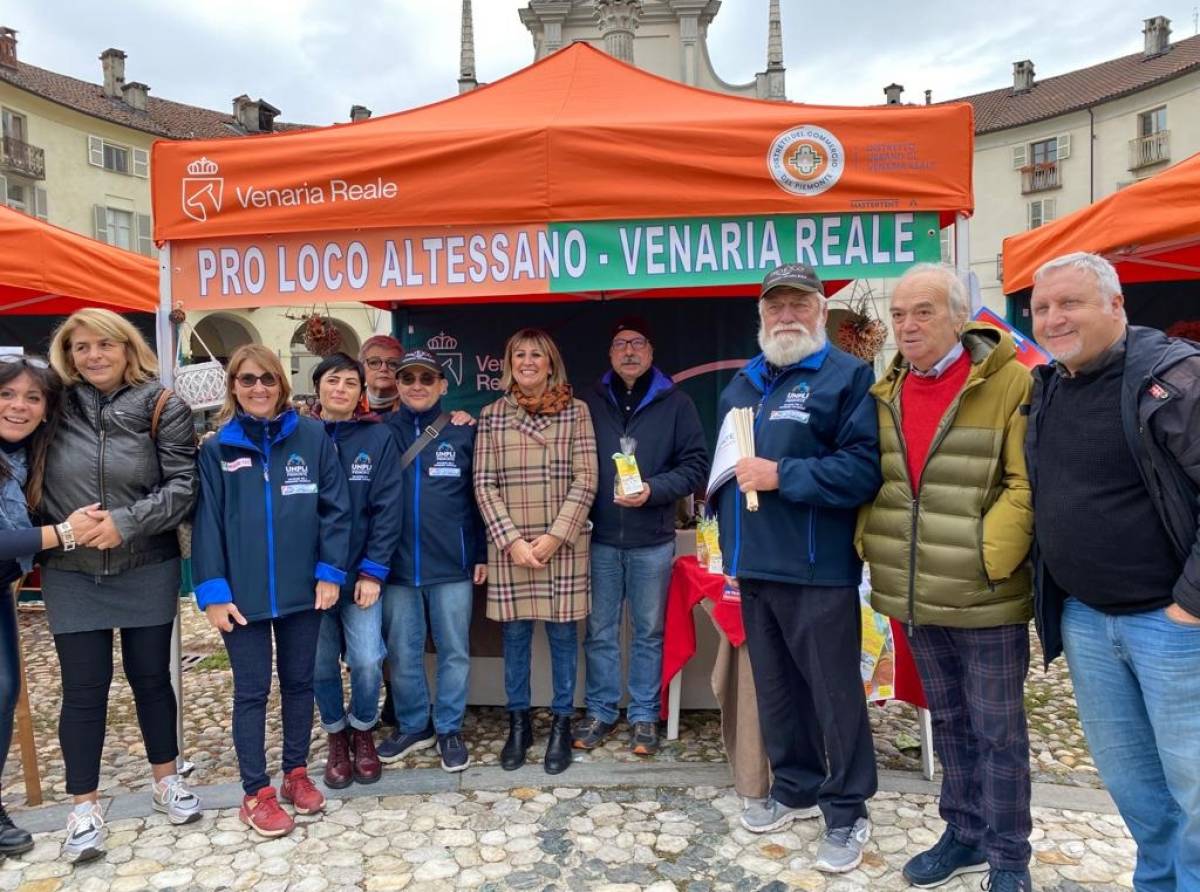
top-left (703, 520), bottom-right (723, 575)
top-left (612, 452), bottom-right (644, 497)
top-left (696, 522), bottom-right (710, 567)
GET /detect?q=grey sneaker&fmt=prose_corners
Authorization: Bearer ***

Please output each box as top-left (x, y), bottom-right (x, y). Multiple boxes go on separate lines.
top-left (62, 802), bottom-right (106, 864)
top-left (814, 816), bottom-right (872, 874)
top-left (740, 796), bottom-right (821, 833)
top-left (152, 774), bottom-right (202, 825)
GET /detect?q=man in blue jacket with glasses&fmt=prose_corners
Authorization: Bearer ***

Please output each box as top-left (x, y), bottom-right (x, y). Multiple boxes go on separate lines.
top-left (714, 263), bottom-right (882, 875)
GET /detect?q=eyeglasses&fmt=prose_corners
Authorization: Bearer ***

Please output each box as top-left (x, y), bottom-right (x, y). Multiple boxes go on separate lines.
top-left (234, 372), bottom-right (280, 388)
top-left (399, 371), bottom-right (439, 386)
top-left (0, 355), bottom-right (50, 369)
top-left (364, 358), bottom-right (403, 371)
top-left (611, 337), bottom-right (648, 351)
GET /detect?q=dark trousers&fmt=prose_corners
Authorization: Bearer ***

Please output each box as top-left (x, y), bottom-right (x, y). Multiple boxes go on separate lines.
top-left (0, 588), bottom-right (19, 790)
top-left (740, 580), bottom-right (877, 828)
top-left (222, 608), bottom-right (322, 796)
top-left (906, 623), bottom-right (1032, 870)
top-left (53, 621), bottom-right (178, 795)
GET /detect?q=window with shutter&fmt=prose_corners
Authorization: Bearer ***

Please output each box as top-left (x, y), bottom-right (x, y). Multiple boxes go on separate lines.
top-left (88, 135), bottom-right (104, 167)
top-left (1011, 145), bottom-right (1027, 169)
top-left (132, 148), bottom-right (149, 178)
top-left (93, 204), bottom-right (108, 242)
top-left (33, 187), bottom-right (47, 220)
top-left (136, 213), bottom-right (153, 256)
top-left (105, 207), bottom-right (133, 250)
top-left (1056, 134), bottom-right (1072, 160)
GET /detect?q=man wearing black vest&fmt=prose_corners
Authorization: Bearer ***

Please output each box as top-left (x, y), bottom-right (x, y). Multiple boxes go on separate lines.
top-left (1026, 251), bottom-right (1200, 892)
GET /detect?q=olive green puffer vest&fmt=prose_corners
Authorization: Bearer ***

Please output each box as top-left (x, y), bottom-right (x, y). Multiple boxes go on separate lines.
top-left (858, 325), bottom-right (1034, 628)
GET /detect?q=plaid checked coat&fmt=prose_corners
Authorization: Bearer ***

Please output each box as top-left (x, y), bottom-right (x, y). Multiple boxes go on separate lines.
top-left (473, 394), bottom-right (599, 622)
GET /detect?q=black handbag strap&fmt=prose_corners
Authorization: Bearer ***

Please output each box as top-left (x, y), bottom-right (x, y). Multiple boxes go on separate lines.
top-left (399, 412), bottom-right (451, 471)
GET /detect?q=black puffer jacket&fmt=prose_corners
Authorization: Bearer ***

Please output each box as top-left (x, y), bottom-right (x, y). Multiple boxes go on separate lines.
top-left (40, 380), bottom-right (196, 575)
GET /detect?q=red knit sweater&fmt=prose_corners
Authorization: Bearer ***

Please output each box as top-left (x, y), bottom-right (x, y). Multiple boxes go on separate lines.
top-left (899, 351), bottom-right (971, 489)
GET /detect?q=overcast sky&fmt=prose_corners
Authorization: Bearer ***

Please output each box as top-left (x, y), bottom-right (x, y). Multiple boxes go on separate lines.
top-left (11, 1), bottom-right (1200, 124)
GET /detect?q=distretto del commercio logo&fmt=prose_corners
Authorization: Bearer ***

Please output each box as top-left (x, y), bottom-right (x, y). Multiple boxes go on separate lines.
top-left (767, 126), bottom-right (845, 197)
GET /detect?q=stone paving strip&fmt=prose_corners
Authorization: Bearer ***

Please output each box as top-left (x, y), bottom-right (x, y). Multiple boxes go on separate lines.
top-left (2, 605), bottom-right (1098, 812)
top-left (0, 769), bottom-right (1134, 892)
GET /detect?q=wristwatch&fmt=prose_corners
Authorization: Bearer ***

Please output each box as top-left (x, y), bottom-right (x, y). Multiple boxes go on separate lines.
top-left (56, 521), bottom-right (77, 552)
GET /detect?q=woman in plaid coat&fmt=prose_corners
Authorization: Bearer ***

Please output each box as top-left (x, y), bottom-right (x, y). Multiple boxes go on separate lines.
top-left (474, 328), bottom-right (598, 775)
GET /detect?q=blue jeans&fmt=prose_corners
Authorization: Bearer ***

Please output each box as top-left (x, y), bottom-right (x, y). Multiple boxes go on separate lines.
top-left (222, 608), bottom-right (323, 796)
top-left (502, 619), bottom-right (577, 715)
top-left (1061, 597), bottom-right (1200, 891)
top-left (313, 589), bottom-right (385, 732)
top-left (382, 581), bottom-right (473, 735)
top-left (1, 587), bottom-right (19, 787)
top-left (584, 541), bottom-right (674, 724)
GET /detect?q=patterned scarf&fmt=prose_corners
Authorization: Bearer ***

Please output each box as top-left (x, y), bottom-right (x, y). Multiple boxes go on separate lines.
top-left (511, 383), bottom-right (573, 416)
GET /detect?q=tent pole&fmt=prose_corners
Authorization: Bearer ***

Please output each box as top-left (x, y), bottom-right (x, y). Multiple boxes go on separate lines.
top-left (157, 245), bottom-right (192, 776)
top-left (954, 213), bottom-right (978, 313)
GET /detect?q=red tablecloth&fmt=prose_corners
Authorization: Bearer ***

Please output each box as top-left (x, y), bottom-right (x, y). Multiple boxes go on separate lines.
top-left (661, 555), bottom-right (926, 717)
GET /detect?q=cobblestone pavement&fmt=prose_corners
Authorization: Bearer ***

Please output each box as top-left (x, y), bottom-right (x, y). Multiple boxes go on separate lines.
top-left (2, 604), bottom-right (1096, 810)
top-left (0, 785), bottom-right (1134, 892)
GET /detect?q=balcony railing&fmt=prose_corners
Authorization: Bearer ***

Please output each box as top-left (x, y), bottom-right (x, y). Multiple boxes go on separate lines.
top-left (1129, 131), bottom-right (1170, 170)
top-left (0, 136), bottom-right (45, 180)
top-left (1020, 161), bottom-right (1060, 194)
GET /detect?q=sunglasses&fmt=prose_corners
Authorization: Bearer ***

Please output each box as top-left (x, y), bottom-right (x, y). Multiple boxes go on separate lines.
top-left (399, 371), bottom-right (440, 386)
top-left (234, 372), bottom-right (280, 388)
top-left (0, 355), bottom-right (50, 369)
top-left (364, 358), bottom-right (403, 371)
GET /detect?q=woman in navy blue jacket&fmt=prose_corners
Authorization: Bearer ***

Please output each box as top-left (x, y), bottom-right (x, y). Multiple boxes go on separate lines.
top-left (192, 345), bottom-right (351, 839)
top-left (307, 353), bottom-right (402, 790)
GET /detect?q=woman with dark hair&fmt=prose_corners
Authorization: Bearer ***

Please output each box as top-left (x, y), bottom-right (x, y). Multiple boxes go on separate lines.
top-left (308, 353), bottom-right (401, 789)
top-left (192, 345), bottom-right (351, 838)
top-left (43, 309), bottom-right (199, 863)
top-left (0, 356), bottom-right (102, 861)
top-left (473, 328), bottom-right (597, 775)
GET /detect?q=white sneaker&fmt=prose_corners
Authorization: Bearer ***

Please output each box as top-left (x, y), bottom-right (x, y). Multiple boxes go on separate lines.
top-left (63, 802), bottom-right (106, 863)
top-left (152, 774), bottom-right (202, 825)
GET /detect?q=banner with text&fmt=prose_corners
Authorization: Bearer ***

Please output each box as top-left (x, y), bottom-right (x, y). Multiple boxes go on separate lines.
top-left (169, 212), bottom-right (941, 309)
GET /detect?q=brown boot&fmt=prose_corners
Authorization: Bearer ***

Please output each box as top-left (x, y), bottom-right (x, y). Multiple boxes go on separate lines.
top-left (351, 728), bottom-right (382, 784)
top-left (323, 729), bottom-right (353, 790)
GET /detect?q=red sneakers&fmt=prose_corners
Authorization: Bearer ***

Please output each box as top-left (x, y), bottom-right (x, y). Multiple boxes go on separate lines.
top-left (280, 766), bottom-right (326, 815)
top-left (239, 787), bottom-right (294, 838)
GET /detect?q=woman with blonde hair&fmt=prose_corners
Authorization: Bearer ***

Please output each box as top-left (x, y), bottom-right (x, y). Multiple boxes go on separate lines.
top-left (473, 328), bottom-right (597, 775)
top-left (42, 308), bottom-right (199, 863)
top-left (192, 345), bottom-right (350, 838)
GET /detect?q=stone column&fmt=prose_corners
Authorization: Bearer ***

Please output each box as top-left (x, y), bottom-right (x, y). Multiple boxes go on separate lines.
top-left (594, 0), bottom-right (643, 64)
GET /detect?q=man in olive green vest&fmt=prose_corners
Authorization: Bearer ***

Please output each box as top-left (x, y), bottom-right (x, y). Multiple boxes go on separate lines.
top-left (858, 263), bottom-right (1034, 892)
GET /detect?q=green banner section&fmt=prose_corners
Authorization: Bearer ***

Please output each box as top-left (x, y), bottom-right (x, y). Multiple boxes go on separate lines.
top-left (549, 211), bottom-right (941, 292)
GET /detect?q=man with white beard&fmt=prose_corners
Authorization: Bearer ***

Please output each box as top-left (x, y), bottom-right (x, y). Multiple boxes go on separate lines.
top-left (713, 263), bottom-right (883, 874)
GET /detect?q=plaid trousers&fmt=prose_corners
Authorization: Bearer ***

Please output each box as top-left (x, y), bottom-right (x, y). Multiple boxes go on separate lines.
top-left (906, 623), bottom-right (1032, 870)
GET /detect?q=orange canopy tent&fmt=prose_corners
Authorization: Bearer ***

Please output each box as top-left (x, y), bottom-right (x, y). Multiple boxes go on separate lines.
top-left (152, 42), bottom-right (976, 310)
top-left (1003, 149), bottom-right (1200, 295)
top-left (0, 205), bottom-right (158, 315)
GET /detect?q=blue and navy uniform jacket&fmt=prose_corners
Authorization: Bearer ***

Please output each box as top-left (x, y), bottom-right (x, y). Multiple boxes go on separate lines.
top-left (714, 343), bottom-right (882, 587)
top-left (583, 368), bottom-right (710, 549)
top-left (318, 410), bottom-right (403, 587)
top-left (385, 401), bottom-right (486, 587)
top-left (192, 408), bottom-right (352, 621)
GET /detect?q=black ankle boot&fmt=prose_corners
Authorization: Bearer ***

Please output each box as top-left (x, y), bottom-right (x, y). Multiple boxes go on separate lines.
top-left (0, 802), bottom-right (33, 857)
top-left (500, 710), bottom-right (533, 771)
top-left (544, 714), bottom-right (573, 775)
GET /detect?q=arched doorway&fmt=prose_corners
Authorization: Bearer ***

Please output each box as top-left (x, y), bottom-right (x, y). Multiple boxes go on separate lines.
top-left (190, 312), bottom-right (259, 364)
top-left (288, 317), bottom-right (361, 395)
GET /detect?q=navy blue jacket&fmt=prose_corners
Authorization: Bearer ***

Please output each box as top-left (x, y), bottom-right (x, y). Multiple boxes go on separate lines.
top-left (385, 402), bottom-right (486, 587)
top-left (1026, 326), bottom-right (1200, 665)
top-left (193, 410), bottom-right (352, 621)
top-left (583, 368), bottom-right (709, 548)
top-left (320, 412), bottom-right (403, 585)
top-left (715, 343), bottom-right (882, 586)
